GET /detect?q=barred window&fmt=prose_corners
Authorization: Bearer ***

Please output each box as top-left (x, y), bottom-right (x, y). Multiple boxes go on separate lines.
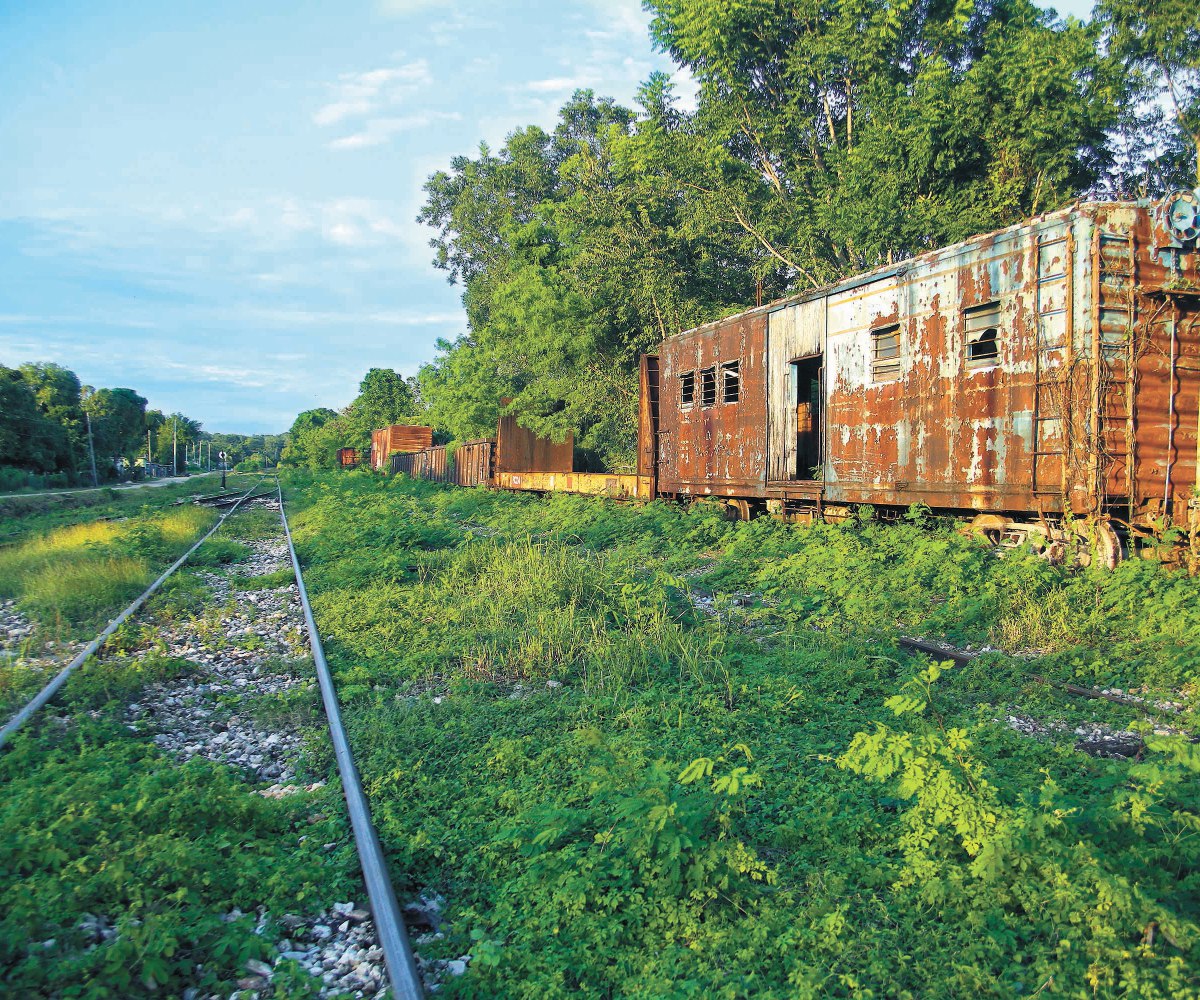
top-left (680, 370), bottom-right (695, 407)
top-left (700, 367), bottom-right (717, 407)
top-left (872, 325), bottom-right (901, 381)
top-left (964, 302), bottom-right (1001, 366)
top-left (721, 361), bottom-right (740, 403)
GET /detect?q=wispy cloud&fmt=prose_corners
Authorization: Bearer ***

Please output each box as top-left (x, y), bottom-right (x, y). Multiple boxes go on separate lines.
top-left (328, 111), bottom-right (462, 150)
top-left (313, 59), bottom-right (432, 127)
top-left (377, 0), bottom-right (455, 15)
top-left (525, 77), bottom-right (583, 94)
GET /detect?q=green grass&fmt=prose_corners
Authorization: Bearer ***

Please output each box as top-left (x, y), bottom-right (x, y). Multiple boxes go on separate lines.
top-left (0, 472), bottom-right (260, 547)
top-left (279, 470), bottom-right (1200, 999)
top-left (234, 567), bottom-right (296, 590)
top-left (0, 507), bottom-right (217, 631)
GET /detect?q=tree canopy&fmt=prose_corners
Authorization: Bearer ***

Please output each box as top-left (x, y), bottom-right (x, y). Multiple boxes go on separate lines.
top-left (410, 0), bottom-right (1193, 468)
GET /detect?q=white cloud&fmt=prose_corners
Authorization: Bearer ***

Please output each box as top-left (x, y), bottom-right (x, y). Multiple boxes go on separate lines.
top-left (327, 111), bottom-right (462, 150)
top-left (526, 77), bottom-right (583, 94)
top-left (576, 0), bottom-right (652, 40)
top-left (312, 60), bottom-right (432, 127)
top-left (377, 0), bottom-right (454, 15)
top-left (246, 306), bottom-right (462, 327)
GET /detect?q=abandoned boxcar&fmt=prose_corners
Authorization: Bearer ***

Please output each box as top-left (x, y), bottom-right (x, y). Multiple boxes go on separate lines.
top-left (369, 425), bottom-right (433, 472)
top-left (654, 194), bottom-right (1200, 545)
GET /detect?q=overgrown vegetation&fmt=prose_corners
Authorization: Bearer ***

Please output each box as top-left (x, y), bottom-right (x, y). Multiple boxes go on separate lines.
top-left (0, 507), bottom-right (216, 628)
top-left (0, 501), bottom-right (225, 720)
top-left (0, 499), bottom-right (358, 999)
top-left (286, 471), bottom-right (1198, 998)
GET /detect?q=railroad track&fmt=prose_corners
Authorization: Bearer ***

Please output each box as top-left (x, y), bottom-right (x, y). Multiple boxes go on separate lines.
top-left (1, 477), bottom-right (424, 999)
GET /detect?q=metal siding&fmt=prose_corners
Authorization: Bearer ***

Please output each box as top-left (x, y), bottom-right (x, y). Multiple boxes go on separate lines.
top-left (495, 416), bottom-right (573, 474)
top-left (658, 312), bottom-right (768, 496)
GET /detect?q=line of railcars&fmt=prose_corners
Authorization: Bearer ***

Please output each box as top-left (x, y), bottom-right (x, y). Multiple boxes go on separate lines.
top-left (363, 195), bottom-right (1200, 555)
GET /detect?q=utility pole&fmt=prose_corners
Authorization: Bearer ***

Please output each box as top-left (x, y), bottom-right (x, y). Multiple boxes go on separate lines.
top-left (146, 429), bottom-right (152, 475)
top-left (84, 410), bottom-right (99, 488)
top-left (172, 420), bottom-right (178, 477)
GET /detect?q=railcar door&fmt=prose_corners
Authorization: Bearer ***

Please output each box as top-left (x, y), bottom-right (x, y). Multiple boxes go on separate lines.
top-left (790, 356), bottom-right (823, 480)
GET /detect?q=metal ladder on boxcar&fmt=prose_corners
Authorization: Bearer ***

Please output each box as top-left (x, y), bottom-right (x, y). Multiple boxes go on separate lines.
top-left (1032, 229), bottom-right (1074, 499)
top-left (1094, 231), bottom-right (1138, 516)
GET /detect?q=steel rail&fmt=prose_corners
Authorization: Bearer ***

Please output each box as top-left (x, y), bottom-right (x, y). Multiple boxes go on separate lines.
top-left (276, 481), bottom-right (425, 1000)
top-left (0, 479), bottom-right (270, 749)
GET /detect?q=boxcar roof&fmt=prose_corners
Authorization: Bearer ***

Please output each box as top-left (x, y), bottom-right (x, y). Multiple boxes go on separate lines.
top-left (663, 199), bottom-right (1140, 344)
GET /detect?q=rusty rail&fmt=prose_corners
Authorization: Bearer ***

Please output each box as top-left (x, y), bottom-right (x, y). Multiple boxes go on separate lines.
top-left (897, 636), bottom-right (1174, 710)
top-left (276, 481), bottom-right (425, 1000)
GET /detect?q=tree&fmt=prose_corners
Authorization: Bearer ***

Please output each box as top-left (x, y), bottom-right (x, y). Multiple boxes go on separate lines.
top-left (0, 366), bottom-right (64, 474)
top-left (280, 408), bottom-right (340, 469)
top-left (342, 369), bottom-right (422, 449)
top-left (1097, 0), bottom-right (1200, 191)
top-left (18, 363), bottom-right (86, 472)
top-left (83, 387), bottom-right (147, 469)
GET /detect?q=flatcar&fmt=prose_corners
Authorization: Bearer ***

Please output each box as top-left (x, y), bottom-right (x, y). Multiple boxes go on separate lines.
top-left (368, 193), bottom-right (1200, 560)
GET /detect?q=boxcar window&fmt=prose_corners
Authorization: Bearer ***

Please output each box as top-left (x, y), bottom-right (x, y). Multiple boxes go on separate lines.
top-left (721, 361), bottom-right (740, 403)
top-left (680, 371), bottom-right (695, 407)
top-left (964, 302), bottom-right (1001, 366)
top-left (871, 325), bottom-right (901, 382)
top-left (700, 367), bottom-right (717, 407)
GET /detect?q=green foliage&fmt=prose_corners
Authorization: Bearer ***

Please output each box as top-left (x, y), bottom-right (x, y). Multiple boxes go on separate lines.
top-left (0, 507), bottom-right (216, 630)
top-left (0, 723), bottom-right (349, 998)
top-left (405, 2), bottom-right (1155, 463)
top-left (282, 472), bottom-right (1200, 997)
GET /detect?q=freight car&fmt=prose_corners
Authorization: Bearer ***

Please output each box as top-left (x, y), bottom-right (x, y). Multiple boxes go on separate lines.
top-left (337, 448), bottom-right (360, 468)
top-left (372, 194), bottom-right (1200, 561)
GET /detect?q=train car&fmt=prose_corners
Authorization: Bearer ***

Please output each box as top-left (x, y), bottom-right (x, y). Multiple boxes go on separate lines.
top-left (337, 448), bottom-right (360, 468)
top-left (369, 425), bottom-right (433, 471)
top-left (655, 194), bottom-right (1200, 548)
top-left (390, 439), bottom-right (495, 487)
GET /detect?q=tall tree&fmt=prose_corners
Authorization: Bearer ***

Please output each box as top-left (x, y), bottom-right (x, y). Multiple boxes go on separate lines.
top-left (0, 366), bottom-right (63, 474)
top-left (18, 363), bottom-right (86, 472)
top-left (280, 407), bottom-right (340, 469)
top-left (83, 387), bottom-right (148, 467)
top-left (342, 368), bottom-right (421, 447)
top-left (1097, 0), bottom-right (1200, 190)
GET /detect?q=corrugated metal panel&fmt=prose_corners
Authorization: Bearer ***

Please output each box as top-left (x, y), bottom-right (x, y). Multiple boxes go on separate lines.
top-left (495, 416), bottom-right (572, 474)
top-left (452, 439), bottom-right (494, 487)
top-left (372, 426), bottom-right (432, 470)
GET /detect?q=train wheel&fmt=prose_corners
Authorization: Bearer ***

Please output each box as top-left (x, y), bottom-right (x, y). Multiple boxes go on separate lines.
top-left (723, 499), bottom-right (752, 522)
top-left (1066, 518), bottom-right (1125, 570)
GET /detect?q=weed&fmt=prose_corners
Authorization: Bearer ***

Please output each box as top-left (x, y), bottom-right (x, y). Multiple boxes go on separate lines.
top-left (277, 471), bottom-right (1200, 997)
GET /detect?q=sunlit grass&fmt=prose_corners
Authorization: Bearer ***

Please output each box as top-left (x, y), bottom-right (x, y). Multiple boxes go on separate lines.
top-left (0, 507), bottom-right (217, 628)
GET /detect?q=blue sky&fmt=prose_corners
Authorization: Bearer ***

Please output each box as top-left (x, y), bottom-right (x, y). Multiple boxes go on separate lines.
top-left (0, 0), bottom-right (1095, 433)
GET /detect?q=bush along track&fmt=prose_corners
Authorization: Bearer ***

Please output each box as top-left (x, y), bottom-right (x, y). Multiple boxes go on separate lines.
top-left (283, 471), bottom-right (1199, 1000)
top-left (0, 493), bottom-right (429, 999)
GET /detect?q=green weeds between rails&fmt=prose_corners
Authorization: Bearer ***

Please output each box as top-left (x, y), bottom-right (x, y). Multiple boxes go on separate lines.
top-left (284, 471), bottom-right (1199, 999)
top-left (0, 502), bottom-right (359, 999)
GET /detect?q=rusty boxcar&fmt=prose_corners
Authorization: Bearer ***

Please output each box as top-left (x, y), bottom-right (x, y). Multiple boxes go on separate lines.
top-left (390, 439), bottom-right (496, 487)
top-left (369, 425), bottom-right (434, 471)
top-left (336, 447), bottom-right (360, 468)
top-left (655, 194), bottom-right (1200, 547)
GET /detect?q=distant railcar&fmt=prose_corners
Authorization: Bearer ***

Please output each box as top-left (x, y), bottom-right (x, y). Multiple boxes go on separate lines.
top-left (369, 425), bottom-right (433, 471)
top-left (336, 448), bottom-right (360, 468)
